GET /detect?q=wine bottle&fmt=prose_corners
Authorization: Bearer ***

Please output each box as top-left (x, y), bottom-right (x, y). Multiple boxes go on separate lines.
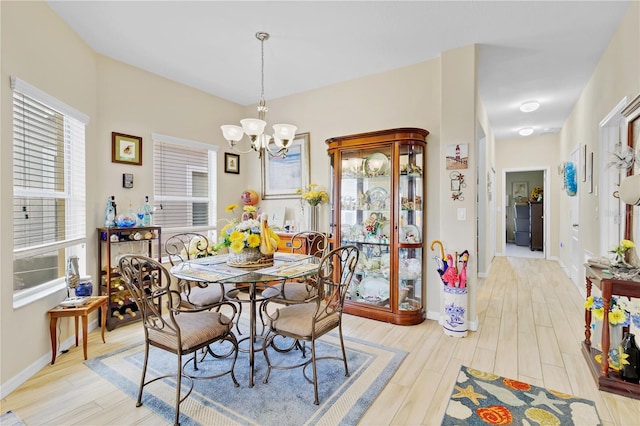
top-left (112, 310), bottom-right (124, 320)
top-left (142, 196), bottom-right (152, 226)
top-left (110, 293), bottom-right (124, 306)
top-left (620, 332), bottom-right (640, 384)
top-left (125, 307), bottom-right (137, 317)
top-left (104, 196), bottom-right (115, 228)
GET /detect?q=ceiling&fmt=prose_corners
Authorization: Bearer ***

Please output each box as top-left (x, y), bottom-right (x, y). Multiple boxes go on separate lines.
top-left (46, 1), bottom-right (631, 141)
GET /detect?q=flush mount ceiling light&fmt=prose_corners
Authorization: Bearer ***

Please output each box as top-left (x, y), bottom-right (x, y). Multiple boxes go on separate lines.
top-left (519, 101), bottom-right (540, 113)
top-left (518, 127), bottom-right (534, 136)
top-left (221, 32), bottom-right (297, 159)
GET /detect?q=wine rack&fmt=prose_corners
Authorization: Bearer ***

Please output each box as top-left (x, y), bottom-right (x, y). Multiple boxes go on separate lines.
top-left (97, 226), bottom-right (161, 331)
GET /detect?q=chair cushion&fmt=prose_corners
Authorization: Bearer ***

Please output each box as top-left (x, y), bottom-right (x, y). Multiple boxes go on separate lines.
top-left (262, 281), bottom-right (317, 302)
top-left (182, 283), bottom-right (239, 306)
top-left (270, 303), bottom-right (339, 338)
top-left (148, 310), bottom-right (232, 352)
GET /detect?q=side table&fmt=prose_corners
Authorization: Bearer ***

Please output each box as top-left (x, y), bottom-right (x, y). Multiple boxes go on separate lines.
top-left (47, 296), bottom-right (108, 365)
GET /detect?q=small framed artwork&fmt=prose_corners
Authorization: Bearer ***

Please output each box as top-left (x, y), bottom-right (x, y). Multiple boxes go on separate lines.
top-left (588, 151), bottom-right (594, 193)
top-left (512, 181), bottom-right (528, 202)
top-left (581, 144), bottom-right (587, 182)
top-left (445, 143), bottom-right (469, 170)
top-left (262, 132), bottom-right (310, 199)
top-left (225, 153), bottom-right (240, 174)
top-left (112, 132), bottom-right (142, 166)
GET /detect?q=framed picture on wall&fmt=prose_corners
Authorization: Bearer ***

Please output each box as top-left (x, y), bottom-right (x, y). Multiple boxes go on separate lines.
top-left (112, 132), bottom-right (142, 166)
top-left (261, 132), bottom-right (310, 199)
top-left (512, 181), bottom-right (528, 202)
top-left (224, 152), bottom-right (240, 174)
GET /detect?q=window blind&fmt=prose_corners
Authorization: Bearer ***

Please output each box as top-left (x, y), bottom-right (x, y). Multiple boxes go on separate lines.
top-left (11, 77), bottom-right (88, 293)
top-left (152, 134), bottom-right (217, 236)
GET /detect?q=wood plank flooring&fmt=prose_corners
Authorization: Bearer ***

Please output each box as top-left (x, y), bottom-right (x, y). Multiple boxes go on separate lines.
top-left (2, 256), bottom-right (640, 425)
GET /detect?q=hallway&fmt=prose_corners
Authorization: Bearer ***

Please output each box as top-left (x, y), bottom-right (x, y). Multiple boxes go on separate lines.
top-left (505, 242), bottom-right (545, 259)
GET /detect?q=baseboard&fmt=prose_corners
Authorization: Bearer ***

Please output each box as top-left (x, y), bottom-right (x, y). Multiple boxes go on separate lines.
top-left (0, 318), bottom-right (99, 399)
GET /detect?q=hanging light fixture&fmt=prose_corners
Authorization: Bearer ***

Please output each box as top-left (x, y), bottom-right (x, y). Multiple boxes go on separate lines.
top-left (221, 32), bottom-right (297, 158)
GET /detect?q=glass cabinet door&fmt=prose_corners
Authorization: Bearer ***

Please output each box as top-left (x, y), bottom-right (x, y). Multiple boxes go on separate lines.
top-left (398, 143), bottom-right (424, 312)
top-left (339, 147), bottom-right (392, 307)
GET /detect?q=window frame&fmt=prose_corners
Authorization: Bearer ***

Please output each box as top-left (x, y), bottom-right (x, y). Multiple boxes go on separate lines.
top-left (151, 133), bottom-right (218, 255)
top-left (11, 76), bottom-right (89, 307)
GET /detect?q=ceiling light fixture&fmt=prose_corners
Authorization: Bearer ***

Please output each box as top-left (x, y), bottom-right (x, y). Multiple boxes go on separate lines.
top-left (518, 127), bottom-right (534, 136)
top-left (221, 32), bottom-right (297, 158)
top-left (520, 101), bottom-right (540, 113)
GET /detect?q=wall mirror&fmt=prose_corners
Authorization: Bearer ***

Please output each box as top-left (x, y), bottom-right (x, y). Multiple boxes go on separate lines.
top-left (621, 93), bottom-right (640, 244)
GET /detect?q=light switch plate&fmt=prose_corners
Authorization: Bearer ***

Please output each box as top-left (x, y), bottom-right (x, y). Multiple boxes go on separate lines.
top-left (457, 207), bottom-right (466, 221)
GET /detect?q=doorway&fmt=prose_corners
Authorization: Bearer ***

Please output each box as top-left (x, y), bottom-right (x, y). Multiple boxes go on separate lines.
top-left (503, 169), bottom-right (547, 258)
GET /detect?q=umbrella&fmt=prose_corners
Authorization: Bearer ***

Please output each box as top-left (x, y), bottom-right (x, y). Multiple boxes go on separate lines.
top-left (441, 254), bottom-right (458, 287)
top-left (430, 240), bottom-right (447, 275)
top-left (458, 250), bottom-right (469, 288)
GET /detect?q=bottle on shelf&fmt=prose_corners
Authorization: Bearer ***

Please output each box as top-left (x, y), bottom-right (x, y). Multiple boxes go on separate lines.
top-left (112, 310), bottom-right (124, 320)
top-left (142, 196), bottom-right (152, 226)
top-left (104, 196), bottom-right (116, 228)
top-left (125, 307), bottom-right (137, 317)
top-left (620, 332), bottom-right (640, 384)
top-left (110, 293), bottom-right (124, 306)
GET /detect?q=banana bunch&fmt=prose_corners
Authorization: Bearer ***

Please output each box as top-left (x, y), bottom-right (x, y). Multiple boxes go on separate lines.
top-left (259, 213), bottom-right (279, 255)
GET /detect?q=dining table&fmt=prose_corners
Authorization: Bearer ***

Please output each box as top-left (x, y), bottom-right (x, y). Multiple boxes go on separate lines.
top-left (170, 251), bottom-right (320, 387)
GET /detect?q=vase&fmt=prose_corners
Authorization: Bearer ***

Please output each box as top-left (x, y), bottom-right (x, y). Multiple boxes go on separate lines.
top-left (309, 204), bottom-right (319, 231)
top-left (74, 281), bottom-right (93, 297)
top-left (442, 286), bottom-right (468, 338)
top-left (591, 319), bottom-right (623, 352)
top-left (620, 333), bottom-right (640, 384)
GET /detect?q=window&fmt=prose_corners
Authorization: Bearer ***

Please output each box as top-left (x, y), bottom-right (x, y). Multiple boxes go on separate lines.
top-left (152, 133), bottom-right (218, 251)
top-left (11, 77), bottom-right (89, 305)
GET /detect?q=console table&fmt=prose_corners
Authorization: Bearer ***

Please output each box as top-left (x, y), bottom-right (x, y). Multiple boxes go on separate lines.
top-left (582, 265), bottom-right (640, 399)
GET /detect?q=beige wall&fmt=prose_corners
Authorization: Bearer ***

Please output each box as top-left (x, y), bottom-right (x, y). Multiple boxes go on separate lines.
top-left (241, 58), bottom-right (444, 319)
top-left (1, 1), bottom-right (98, 386)
top-left (557, 0), bottom-right (640, 272)
top-left (0, 1), bottom-right (246, 389)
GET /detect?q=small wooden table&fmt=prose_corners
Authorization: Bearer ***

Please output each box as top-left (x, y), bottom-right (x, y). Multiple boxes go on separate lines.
top-left (583, 265), bottom-right (640, 399)
top-left (47, 296), bottom-right (108, 365)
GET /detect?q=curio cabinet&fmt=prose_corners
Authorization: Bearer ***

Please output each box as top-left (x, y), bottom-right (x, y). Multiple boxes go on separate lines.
top-left (326, 128), bottom-right (428, 325)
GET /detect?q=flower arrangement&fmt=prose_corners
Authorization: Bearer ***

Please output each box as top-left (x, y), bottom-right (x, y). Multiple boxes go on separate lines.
top-left (297, 183), bottom-right (329, 206)
top-left (215, 204), bottom-right (279, 254)
top-left (530, 186), bottom-right (543, 201)
top-left (584, 295), bottom-right (629, 326)
top-left (610, 239), bottom-right (636, 264)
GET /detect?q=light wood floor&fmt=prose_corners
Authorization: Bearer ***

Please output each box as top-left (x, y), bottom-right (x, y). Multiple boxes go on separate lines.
top-left (2, 256), bottom-right (640, 425)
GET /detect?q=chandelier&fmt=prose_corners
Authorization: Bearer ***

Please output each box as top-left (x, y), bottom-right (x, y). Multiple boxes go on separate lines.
top-left (221, 32), bottom-right (297, 158)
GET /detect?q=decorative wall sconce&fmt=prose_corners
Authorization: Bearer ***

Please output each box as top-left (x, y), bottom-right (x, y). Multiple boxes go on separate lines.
top-left (450, 171), bottom-right (465, 201)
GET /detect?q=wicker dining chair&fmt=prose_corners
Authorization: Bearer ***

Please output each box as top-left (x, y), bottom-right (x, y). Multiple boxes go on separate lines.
top-left (165, 232), bottom-right (243, 332)
top-left (261, 245), bottom-right (359, 405)
top-left (118, 254), bottom-right (239, 426)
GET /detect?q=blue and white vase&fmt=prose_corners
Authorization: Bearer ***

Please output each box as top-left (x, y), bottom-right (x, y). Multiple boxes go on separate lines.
top-left (442, 286), bottom-right (468, 338)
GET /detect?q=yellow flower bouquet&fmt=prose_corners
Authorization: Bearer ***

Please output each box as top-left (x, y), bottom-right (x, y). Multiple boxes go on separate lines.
top-left (610, 239), bottom-right (635, 265)
top-left (297, 183), bottom-right (329, 207)
top-left (216, 204), bottom-right (279, 255)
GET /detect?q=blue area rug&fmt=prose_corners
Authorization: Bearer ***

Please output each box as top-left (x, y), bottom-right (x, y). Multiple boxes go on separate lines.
top-left (441, 365), bottom-right (601, 425)
top-left (85, 332), bottom-right (406, 425)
